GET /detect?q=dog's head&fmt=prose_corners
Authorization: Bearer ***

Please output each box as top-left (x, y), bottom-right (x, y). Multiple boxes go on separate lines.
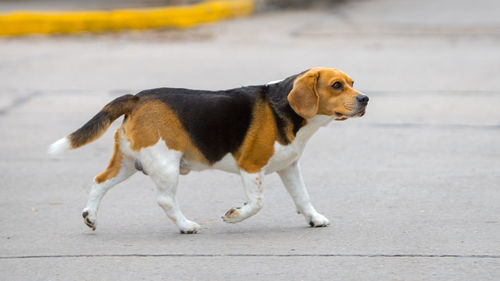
top-left (287, 68), bottom-right (368, 120)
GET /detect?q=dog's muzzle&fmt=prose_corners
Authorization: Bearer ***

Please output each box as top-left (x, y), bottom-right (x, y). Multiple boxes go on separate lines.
top-left (356, 95), bottom-right (369, 106)
top-left (352, 94), bottom-right (368, 117)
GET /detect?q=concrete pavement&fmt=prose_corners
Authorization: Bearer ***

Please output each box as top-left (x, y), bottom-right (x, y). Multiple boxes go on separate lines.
top-left (0, 0), bottom-right (499, 280)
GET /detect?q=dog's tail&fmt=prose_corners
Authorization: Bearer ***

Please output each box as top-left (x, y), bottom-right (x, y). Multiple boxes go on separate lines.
top-left (48, 94), bottom-right (139, 156)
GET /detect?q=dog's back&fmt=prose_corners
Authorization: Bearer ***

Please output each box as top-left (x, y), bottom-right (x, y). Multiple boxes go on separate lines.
top-left (133, 86), bottom-right (264, 164)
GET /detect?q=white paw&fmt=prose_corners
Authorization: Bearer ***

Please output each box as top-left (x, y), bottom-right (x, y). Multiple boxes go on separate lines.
top-left (178, 220), bottom-right (200, 234)
top-left (82, 209), bottom-right (97, 231)
top-left (308, 213), bottom-right (330, 227)
top-left (221, 207), bottom-right (244, 224)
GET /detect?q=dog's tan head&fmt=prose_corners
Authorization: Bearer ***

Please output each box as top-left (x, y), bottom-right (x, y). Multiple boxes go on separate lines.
top-left (288, 67), bottom-right (368, 120)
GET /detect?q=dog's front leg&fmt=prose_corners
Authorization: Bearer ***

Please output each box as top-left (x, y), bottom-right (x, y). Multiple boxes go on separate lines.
top-left (222, 170), bottom-right (264, 223)
top-left (277, 161), bottom-right (330, 227)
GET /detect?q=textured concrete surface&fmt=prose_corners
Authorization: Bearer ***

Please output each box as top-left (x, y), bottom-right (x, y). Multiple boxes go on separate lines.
top-left (1, 0), bottom-right (499, 280)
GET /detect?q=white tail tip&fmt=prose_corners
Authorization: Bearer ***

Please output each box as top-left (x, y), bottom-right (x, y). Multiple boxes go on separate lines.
top-left (48, 137), bottom-right (71, 156)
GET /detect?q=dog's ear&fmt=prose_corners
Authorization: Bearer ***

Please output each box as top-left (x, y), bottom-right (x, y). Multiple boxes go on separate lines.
top-left (287, 70), bottom-right (320, 119)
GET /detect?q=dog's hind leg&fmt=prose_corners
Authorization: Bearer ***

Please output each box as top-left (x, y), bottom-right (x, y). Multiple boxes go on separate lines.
top-left (140, 140), bottom-right (200, 234)
top-left (222, 170), bottom-right (264, 223)
top-left (82, 129), bottom-right (136, 230)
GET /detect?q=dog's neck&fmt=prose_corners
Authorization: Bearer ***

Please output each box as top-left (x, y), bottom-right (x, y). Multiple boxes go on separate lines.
top-left (265, 74), bottom-right (334, 145)
top-left (294, 115), bottom-right (335, 151)
top-left (265, 74), bottom-right (304, 144)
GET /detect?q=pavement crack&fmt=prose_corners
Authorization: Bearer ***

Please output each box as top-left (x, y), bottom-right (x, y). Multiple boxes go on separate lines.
top-left (1, 253), bottom-right (499, 259)
top-left (0, 91), bottom-right (43, 116)
top-left (367, 123), bottom-right (500, 130)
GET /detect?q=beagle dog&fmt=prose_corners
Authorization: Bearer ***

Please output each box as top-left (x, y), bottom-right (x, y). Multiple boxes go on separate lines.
top-left (49, 67), bottom-right (368, 234)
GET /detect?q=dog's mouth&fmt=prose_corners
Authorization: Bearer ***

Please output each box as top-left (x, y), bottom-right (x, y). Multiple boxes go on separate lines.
top-left (334, 108), bottom-right (366, 119)
top-left (350, 104), bottom-right (367, 117)
top-left (334, 112), bottom-right (348, 120)
top-left (353, 108), bottom-right (366, 117)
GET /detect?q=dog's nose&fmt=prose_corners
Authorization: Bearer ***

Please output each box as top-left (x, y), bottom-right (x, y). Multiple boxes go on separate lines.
top-left (356, 95), bottom-right (369, 105)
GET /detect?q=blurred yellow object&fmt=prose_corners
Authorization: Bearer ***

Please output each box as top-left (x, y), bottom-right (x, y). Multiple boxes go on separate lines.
top-left (0, 0), bottom-right (254, 36)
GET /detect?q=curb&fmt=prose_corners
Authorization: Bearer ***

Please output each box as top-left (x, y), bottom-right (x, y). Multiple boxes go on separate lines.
top-left (0, 0), bottom-right (254, 36)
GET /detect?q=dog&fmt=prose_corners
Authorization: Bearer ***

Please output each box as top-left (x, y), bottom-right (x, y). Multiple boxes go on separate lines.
top-left (48, 67), bottom-right (368, 234)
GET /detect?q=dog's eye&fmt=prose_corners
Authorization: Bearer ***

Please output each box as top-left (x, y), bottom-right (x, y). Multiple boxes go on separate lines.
top-left (332, 82), bottom-right (343, 90)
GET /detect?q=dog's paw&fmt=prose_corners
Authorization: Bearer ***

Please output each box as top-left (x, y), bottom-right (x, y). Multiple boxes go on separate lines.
top-left (179, 167), bottom-right (191, 175)
top-left (82, 209), bottom-right (96, 231)
top-left (221, 207), bottom-right (243, 224)
top-left (178, 220), bottom-right (200, 234)
top-left (308, 213), bottom-right (330, 227)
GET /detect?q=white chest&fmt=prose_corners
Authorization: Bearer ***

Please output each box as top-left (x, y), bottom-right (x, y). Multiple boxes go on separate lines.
top-left (264, 142), bottom-right (302, 174)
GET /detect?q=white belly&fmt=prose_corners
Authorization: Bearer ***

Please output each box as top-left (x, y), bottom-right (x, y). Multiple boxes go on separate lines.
top-left (184, 153), bottom-right (240, 174)
top-left (184, 141), bottom-right (301, 175)
top-left (181, 115), bottom-right (334, 175)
